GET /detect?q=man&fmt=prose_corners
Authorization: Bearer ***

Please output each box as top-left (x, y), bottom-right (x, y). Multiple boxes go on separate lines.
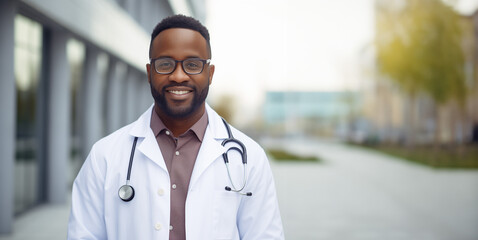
top-left (67, 15), bottom-right (284, 240)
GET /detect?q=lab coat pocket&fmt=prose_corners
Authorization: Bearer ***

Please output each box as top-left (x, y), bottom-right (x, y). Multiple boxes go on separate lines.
top-left (213, 194), bottom-right (239, 239)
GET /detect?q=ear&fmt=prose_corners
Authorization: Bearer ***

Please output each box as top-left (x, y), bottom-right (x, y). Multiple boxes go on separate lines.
top-left (146, 63), bottom-right (151, 83)
top-left (208, 64), bottom-right (215, 85)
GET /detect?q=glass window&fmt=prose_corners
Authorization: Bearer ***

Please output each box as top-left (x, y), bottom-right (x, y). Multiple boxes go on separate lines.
top-left (67, 38), bottom-right (85, 183)
top-left (14, 14), bottom-right (43, 214)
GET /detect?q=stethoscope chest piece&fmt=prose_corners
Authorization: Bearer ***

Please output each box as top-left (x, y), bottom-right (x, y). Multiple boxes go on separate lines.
top-left (118, 136), bottom-right (139, 202)
top-left (118, 184), bottom-right (135, 202)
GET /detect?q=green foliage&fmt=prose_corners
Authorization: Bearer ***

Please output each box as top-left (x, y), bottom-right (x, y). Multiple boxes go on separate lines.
top-left (267, 149), bottom-right (320, 162)
top-left (376, 0), bottom-right (468, 104)
top-left (359, 143), bottom-right (478, 169)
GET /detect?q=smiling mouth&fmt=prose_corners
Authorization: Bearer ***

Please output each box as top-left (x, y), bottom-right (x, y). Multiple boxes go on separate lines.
top-left (168, 90), bottom-right (192, 95)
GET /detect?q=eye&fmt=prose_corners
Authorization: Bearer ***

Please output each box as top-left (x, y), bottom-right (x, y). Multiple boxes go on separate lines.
top-left (184, 60), bottom-right (202, 70)
top-left (156, 59), bottom-right (174, 70)
top-left (158, 62), bottom-right (172, 68)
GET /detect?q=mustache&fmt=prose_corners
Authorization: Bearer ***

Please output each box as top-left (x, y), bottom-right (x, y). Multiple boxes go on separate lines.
top-left (162, 83), bottom-right (196, 91)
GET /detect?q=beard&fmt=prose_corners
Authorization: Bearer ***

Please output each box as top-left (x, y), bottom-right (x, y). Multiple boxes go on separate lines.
top-left (149, 79), bottom-right (209, 119)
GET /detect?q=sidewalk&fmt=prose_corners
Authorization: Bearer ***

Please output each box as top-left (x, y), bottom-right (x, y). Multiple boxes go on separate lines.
top-left (263, 137), bottom-right (478, 240)
top-left (0, 202), bottom-right (70, 240)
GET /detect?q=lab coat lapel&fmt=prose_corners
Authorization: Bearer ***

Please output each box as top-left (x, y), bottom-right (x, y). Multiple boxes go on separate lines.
top-left (189, 125), bottom-right (225, 190)
top-left (137, 130), bottom-right (168, 172)
top-left (189, 105), bottom-right (228, 189)
top-left (129, 105), bottom-right (168, 173)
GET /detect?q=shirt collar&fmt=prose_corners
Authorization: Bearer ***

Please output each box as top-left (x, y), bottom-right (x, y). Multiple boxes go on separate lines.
top-left (150, 109), bottom-right (208, 142)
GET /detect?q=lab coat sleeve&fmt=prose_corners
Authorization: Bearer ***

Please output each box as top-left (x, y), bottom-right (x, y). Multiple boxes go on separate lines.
top-left (67, 144), bottom-right (107, 240)
top-left (237, 147), bottom-right (284, 240)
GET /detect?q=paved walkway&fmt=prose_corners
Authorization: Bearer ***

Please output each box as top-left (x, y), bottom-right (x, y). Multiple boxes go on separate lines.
top-left (1, 137), bottom-right (478, 240)
top-left (0, 202), bottom-right (70, 240)
top-left (263, 137), bottom-right (478, 240)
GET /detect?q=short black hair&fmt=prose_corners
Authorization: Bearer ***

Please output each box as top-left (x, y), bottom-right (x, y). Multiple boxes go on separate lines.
top-left (149, 14), bottom-right (211, 59)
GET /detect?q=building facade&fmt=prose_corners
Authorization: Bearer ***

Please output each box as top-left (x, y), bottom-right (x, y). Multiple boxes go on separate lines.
top-left (263, 91), bottom-right (361, 137)
top-left (0, 0), bottom-right (205, 234)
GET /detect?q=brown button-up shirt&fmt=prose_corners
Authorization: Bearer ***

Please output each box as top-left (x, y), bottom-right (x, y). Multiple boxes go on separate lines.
top-left (150, 109), bottom-right (208, 240)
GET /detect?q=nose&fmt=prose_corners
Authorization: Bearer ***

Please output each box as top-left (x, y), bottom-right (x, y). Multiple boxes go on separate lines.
top-left (169, 62), bottom-right (189, 83)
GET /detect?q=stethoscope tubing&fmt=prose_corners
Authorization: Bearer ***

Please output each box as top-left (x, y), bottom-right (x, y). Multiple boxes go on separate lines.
top-left (220, 118), bottom-right (250, 196)
top-left (127, 137), bottom-right (139, 181)
top-left (225, 162), bottom-right (247, 192)
top-left (119, 117), bottom-right (251, 202)
top-left (118, 137), bottom-right (138, 202)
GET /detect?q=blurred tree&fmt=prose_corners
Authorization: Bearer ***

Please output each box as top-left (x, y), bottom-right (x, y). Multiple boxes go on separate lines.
top-left (212, 95), bottom-right (235, 123)
top-left (375, 0), bottom-right (468, 145)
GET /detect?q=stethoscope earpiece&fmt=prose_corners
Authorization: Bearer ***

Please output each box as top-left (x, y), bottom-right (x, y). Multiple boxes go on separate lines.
top-left (225, 186), bottom-right (252, 196)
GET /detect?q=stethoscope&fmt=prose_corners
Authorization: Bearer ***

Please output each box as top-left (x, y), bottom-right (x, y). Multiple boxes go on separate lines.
top-left (118, 118), bottom-right (252, 202)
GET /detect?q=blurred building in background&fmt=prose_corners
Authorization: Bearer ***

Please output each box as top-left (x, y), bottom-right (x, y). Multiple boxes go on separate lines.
top-left (0, 0), bottom-right (205, 234)
top-left (263, 91), bottom-right (362, 137)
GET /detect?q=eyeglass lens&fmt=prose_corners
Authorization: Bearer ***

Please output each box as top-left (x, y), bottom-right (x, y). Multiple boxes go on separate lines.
top-left (154, 58), bottom-right (205, 74)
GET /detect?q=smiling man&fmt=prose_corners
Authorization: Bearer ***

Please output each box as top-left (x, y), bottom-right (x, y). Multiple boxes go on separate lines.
top-left (67, 15), bottom-right (284, 240)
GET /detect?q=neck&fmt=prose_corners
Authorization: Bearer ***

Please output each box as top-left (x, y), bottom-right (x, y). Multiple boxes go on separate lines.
top-left (154, 104), bottom-right (206, 137)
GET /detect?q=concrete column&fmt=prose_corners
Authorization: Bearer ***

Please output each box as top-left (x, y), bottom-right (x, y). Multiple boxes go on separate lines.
top-left (118, 66), bottom-right (129, 127)
top-left (136, 72), bottom-right (149, 117)
top-left (105, 59), bottom-right (124, 134)
top-left (80, 46), bottom-right (103, 159)
top-left (158, 0), bottom-right (174, 20)
top-left (46, 30), bottom-right (70, 204)
top-left (139, 0), bottom-right (150, 31)
top-left (151, 0), bottom-right (159, 27)
top-left (149, 0), bottom-right (158, 30)
top-left (124, 0), bottom-right (138, 21)
top-left (124, 68), bottom-right (139, 124)
top-left (141, 72), bottom-right (153, 112)
top-left (0, 0), bottom-right (16, 234)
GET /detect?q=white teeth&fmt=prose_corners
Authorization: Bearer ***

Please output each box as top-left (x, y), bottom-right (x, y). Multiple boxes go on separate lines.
top-left (169, 90), bottom-right (189, 95)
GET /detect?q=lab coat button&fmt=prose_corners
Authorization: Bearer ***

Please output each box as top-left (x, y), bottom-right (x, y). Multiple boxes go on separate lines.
top-left (169, 225), bottom-right (173, 231)
top-left (154, 223), bottom-right (162, 230)
top-left (175, 151), bottom-right (179, 156)
top-left (172, 184), bottom-right (177, 189)
top-left (157, 188), bottom-right (164, 196)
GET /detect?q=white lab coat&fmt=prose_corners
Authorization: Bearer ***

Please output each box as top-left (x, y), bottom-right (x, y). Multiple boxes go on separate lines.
top-left (67, 104), bottom-right (284, 240)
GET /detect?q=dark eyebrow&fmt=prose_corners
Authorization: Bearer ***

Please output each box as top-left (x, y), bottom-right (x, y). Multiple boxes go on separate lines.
top-left (153, 55), bottom-right (173, 59)
top-left (152, 56), bottom-right (204, 61)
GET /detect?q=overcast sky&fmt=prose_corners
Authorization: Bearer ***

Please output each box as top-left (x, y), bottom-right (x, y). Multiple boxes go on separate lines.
top-left (204, 0), bottom-right (478, 125)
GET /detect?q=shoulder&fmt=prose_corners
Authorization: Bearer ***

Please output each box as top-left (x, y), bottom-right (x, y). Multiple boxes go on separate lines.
top-left (92, 124), bottom-right (134, 154)
top-left (90, 105), bottom-right (153, 156)
top-left (206, 104), bottom-right (267, 159)
top-left (84, 123), bottom-right (135, 174)
top-left (229, 125), bottom-right (264, 154)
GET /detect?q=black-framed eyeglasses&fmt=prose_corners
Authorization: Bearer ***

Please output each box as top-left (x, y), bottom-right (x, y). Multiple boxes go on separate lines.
top-left (150, 57), bottom-right (211, 75)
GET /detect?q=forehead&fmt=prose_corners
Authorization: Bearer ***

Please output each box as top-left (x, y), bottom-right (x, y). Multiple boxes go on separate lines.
top-left (151, 28), bottom-right (209, 59)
